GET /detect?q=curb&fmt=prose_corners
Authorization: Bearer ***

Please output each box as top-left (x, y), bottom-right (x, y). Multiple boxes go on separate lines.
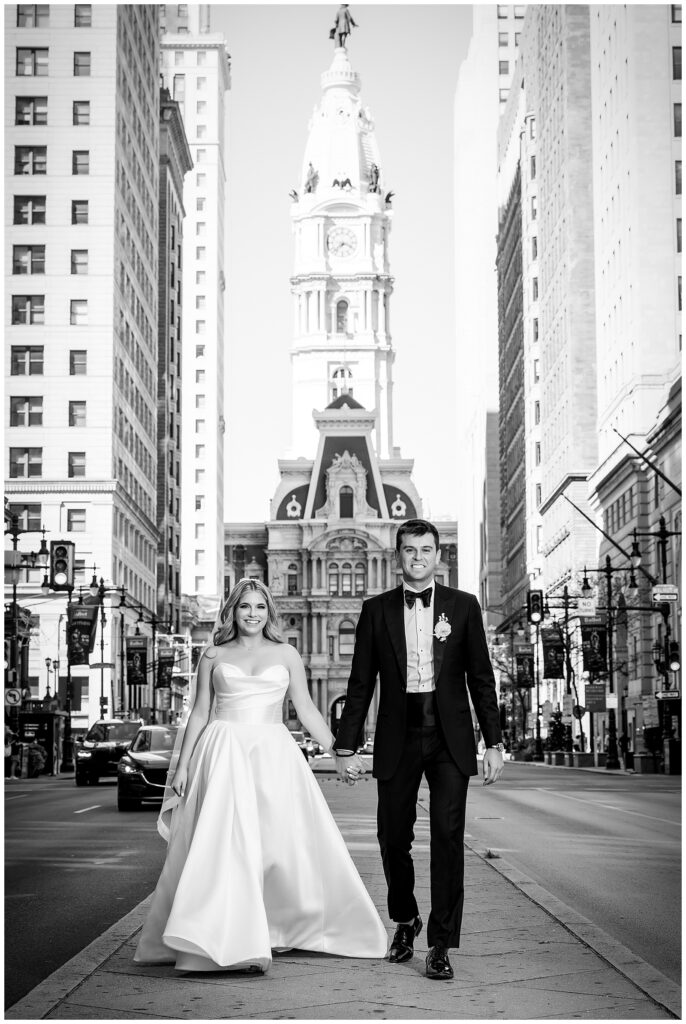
top-left (5, 896), bottom-right (152, 1021)
top-left (465, 838), bottom-right (681, 1020)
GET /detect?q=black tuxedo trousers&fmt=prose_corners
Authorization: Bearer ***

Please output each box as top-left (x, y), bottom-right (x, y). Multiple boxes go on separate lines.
top-left (334, 584), bottom-right (502, 948)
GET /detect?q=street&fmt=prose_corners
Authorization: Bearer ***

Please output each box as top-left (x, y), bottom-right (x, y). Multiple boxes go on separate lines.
top-left (4, 777), bottom-right (165, 1010)
top-left (5, 764), bottom-right (681, 1011)
top-left (463, 762), bottom-right (681, 985)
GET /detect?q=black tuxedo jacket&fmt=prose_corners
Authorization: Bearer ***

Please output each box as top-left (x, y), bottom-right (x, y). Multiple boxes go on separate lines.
top-left (334, 583), bottom-right (502, 780)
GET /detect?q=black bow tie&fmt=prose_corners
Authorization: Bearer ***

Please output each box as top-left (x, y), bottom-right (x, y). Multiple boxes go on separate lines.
top-left (404, 587), bottom-right (432, 609)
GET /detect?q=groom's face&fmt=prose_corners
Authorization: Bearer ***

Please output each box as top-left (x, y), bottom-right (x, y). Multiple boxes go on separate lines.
top-left (397, 533), bottom-right (441, 589)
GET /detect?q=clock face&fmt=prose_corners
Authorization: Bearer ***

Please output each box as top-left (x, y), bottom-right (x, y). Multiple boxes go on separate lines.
top-left (327, 227), bottom-right (357, 258)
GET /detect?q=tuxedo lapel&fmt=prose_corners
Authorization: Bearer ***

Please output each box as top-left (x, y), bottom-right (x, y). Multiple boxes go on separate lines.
top-left (383, 586), bottom-right (407, 688)
top-left (432, 583), bottom-right (453, 685)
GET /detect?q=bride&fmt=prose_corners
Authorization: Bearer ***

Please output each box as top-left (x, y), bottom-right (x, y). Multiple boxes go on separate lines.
top-left (134, 577), bottom-right (388, 973)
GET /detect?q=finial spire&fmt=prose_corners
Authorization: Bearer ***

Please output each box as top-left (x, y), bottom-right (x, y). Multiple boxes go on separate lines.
top-left (329, 5), bottom-right (357, 49)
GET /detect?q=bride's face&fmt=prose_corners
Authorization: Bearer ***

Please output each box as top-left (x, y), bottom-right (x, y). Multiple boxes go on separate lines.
top-left (234, 591), bottom-right (269, 638)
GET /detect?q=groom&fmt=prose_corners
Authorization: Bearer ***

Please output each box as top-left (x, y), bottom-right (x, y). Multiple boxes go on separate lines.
top-left (334, 519), bottom-right (504, 980)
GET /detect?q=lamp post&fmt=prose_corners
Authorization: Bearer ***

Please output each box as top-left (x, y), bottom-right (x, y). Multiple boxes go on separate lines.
top-left (543, 586), bottom-right (589, 752)
top-left (631, 517), bottom-right (681, 585)
top-left (87, 574), bottom-right (127, 720)
top-left (492, 620), bottom-right (526, 746)
top-left (580, 556), bottom-right (637, 770)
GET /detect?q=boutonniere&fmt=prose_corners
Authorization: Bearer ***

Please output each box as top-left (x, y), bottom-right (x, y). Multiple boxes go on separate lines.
top-left (434, 613), bottom-right (451, 643)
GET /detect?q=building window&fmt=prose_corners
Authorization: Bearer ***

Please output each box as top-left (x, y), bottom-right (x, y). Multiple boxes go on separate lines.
top-left (67, 508), bottom-right (86, 531)
top-left (287, 563), bottom-right (298, 595)
top-left (532, 277), bottom-right (539, 301)
top-left (70, 250), bottom-right (88, 274)
top-left (8, 504), bottom-right (42, 532)
top-left (196, 320), bottom-right (206, 334)
top-left (68, 400), bottom-right (87, 426)
top-left (11, 346), bottom-right (43, 375)
top-left (515, 31), bottom-right (521, 45)
top-left (10, 396), bottom-right (43, 427)
top-left (195, 524), bottom-right (205, 540)
top-left (197, 125), bottom-right (207, 139)
top-left (70, 299), bottom-right (88, 325)
top-left (73, 100), bottom-right (90, 125)
top-left (354, 563), bottom-right (366, 595)
top-left (530, 155), bottom-right (536, 179)
top-left (341, 563), bottom-right (353, 595)
top-left (197, 100), bottom-right (207, 114)
top-left (679, 276), bottom-right (683, 312)
top-left (676, 160), bottom-right (682, 196)
top-left (16, 48), bottom-right (49, 75)
top-left (13, 245), bottom-right (45, 275)
top-left (196, 344), bottom-right (205, 357)
top-left (71, 199), bottom-right (89, 223)
top-left (499, 87), bottom-right (509, 102)
top-left (195, 496), bottom-right (205, 511)
top-left (673, 46), bottom-right (682, 80)
top-left (12, 295), bottom-right (44, 324)
top-left (195, 469), bottom-right (205, 485)
top-left (531, 195), bottom-right (537, 220)
top-left (535, 442), bottom-right (541, 466)
top-left (675, 102), bottom-right (682, 138)
top-left (195, 444), bottom-right (205, 459)
top-left (196, 149), bottom-right (206, 163)
top-left (195, 419), bottom-right (205, 432)
top-left (197, 51), bottom-right (207, 65)
top-left (197, 172), bottom-right (206, 187)
top-left (498, 31), bottom-right (508, 46)
top-left (178, 3), bottom-right (188, 15)
top-left (339, 620), bottom-right (356, 656)
top-left (328, 563), bottom-right (339, 595)
top-left (195, 395), bottom-right (205, 409)
top-left (673, 4), bottom-right (683, 21)
top-left (531, 236), bottom-right (538, 260)
top-left (339, 486), bottom-right (354, 518)
top-left (74, 4), bottom-right (92, 26)
top-left (73, 52), bottom-right (91, 76)
top-left (196, 246), bottom-right (206, 260)
top-left (196, 369), bottom-right (205, 383)
top-left (17, 5), bottom-right (49, 27)
top-left (499, 60), bottom-right (509, 74)
top-left (15, 95), bottom-right (47, 125)
top-left (535, 484), bottom-right (542, 507)
top-left (197, 77), bottom-right (206, 91)
top-left (194, 550), bottom-right (205, 566)
top-left (533, 317), bottom-right (539, 341)
top-left (677, 218), bottom-right (682, 254)
top-left (533, 358), bottom-right (540, 382)
top-left (14, 195), bottom-right (45, 224)
top-left (68, 452), bottom-right (86, 478)
top-left (514, 4), bottom-right (525, 16)
top-left (497, 4), bottom-right (508, 17)
top-left (14, 146), bottom-right (47, 175)
top-left (336, 300), bottom-right (349, 332)
top-left (69, 350), bottom-right (87, 375)
top-left (534, 400), bottom-right (540, 424)
top-left (72, 150), bottom-right (89, 174)
top-left (173, 74), bottom-right (185, 101)
top-left (10, 448), bottom-right (42, 478)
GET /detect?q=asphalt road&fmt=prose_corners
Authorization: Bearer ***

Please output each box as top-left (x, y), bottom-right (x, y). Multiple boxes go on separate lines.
top-left (463, 762), bottom-right (682, 985)
top-left (5, 776), bottom-right (166, 1010)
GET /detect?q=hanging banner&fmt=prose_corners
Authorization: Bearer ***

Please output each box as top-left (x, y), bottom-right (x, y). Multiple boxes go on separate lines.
top-left (541, 629), bottom-right (565, 679)
top-left (156, 648), bottom-right (175, 689)
top-left (66, 603), bottom-right (98, 666)
top-left (126, 636), bottom-right (148, 689)
top-left (580, 622), bottom-right (607, 674)
top-left (515, 654), bottom-right (534, 688)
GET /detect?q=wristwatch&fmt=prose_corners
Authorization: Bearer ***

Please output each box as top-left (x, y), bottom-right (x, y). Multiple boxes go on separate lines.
top-left (488, 743), bottom-right (505, 752)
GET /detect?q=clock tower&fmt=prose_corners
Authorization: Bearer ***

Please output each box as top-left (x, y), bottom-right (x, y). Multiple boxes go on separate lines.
top-left (289, 44), bottom-right (395, 459)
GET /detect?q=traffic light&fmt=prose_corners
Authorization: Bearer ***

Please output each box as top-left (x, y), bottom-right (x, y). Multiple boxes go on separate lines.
top-left (49, 540), bottom-right (75, 591)
top-left (527, 589), bottom-right (543, 624)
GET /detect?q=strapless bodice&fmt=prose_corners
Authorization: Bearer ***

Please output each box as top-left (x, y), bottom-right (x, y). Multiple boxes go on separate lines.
top-left (212, 662), bottom-right (290, 725)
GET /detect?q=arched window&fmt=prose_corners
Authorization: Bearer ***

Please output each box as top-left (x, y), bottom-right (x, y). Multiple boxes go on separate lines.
top-left (339, 620), bottom-right (356, 656)
top-left (336, 299), bottom-right (349, 333)
top-left (341, 562), bottom-right (352, 595)
top-left (330, 365), bottom-right (353, 401)
top-left (287, 562), bottom-right (298, 595)
top-left (339, 485), bottom-right (353, 518)
top-left (354, 562), bottom-right (366, 595)
top-left (328, 562), bottom-right (339, 596)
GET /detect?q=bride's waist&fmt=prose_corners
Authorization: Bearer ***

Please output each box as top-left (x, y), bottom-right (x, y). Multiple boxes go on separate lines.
top-left (213, 704), bottom-right (284, 725)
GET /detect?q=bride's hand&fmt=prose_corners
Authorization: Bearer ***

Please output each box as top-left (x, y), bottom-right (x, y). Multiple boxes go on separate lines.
top-left (172, 765), bottom-right (189, 797)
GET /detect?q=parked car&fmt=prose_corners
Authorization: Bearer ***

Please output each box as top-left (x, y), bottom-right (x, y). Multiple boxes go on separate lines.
top-left (117, 724), bottom-right (179, 811)
top-left (74, 719), bottom-right (141, 786)
top-left (289, 730), bottom-right (312, 761)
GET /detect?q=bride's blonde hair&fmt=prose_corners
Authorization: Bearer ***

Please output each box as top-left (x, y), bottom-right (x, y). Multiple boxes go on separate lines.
top-left (213, 578), bottom-right (284, 646)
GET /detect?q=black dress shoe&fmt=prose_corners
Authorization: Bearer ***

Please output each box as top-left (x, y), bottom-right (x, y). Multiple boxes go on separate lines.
top-left (426, 944), bottom-right (453, 980)
top-left (388, 915), bottom-right (422, 963)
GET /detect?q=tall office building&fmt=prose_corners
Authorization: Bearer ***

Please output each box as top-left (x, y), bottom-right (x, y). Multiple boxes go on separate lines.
top-left (6, 3), bottom-right (161, 723)
top-left (454, 4), bottom-right (525, 601)
top-left (160, 4), bottom-right (231, 605)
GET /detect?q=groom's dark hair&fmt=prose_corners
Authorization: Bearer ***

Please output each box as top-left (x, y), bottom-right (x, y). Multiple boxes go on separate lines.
top-left (395, 519), bottom-right (440, 553)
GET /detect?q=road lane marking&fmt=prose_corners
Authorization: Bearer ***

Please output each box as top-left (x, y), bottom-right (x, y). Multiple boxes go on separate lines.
top-left (537, 788), bottom-right (680, 826)
top-left (5, 794), bottom-right (30, 801)
top-left (74, 805), bottom-right (101, 814)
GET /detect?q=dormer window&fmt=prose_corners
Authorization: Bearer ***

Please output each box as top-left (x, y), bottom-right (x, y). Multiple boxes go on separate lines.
top-left (339, 485), bottom-right (354, 518)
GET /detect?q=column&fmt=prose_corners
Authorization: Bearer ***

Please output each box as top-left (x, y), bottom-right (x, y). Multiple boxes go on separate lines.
top-left (378, 285), bottom-right (386, 336)
top-left (321, 614), bottom-right (328, 656)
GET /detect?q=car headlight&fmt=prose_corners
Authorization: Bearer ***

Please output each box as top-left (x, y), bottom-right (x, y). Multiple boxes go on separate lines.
top-left (118, 758), bottom-right (140, 774)
top-left (76, 750), bottom-right (92, 759)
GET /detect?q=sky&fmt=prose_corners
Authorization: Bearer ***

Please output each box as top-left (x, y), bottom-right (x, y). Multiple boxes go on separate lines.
top-left (213, 4), bottom-right (474, 522)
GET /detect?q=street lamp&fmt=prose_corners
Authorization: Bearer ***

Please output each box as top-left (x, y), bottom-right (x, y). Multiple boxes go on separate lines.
top-left (86, 575), bottom-right (127, 720)
top-left (543, 585), bottom-right (588, 752)
top-left (630, 517), bottom-right (682, 584)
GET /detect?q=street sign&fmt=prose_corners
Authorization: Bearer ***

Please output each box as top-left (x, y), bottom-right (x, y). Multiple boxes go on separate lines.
top-left (656, 690), bottom-right (680, 700)
top-left (605, 693), bottom-right (618, 710)
top-left (577, 597), bottom-right (597, 617)
top-left (561, 694), bottom-right (574, 725)
top-left (572, 705), bottom-right (586, 719)
top-left (90, 662), bottom-right (115, 670)
top-left (585, 683), bottom-right (606, 713)
top-left (652, 584), bottom-right (679, 604)
top-left (4, 688), bottom-right (21, 707)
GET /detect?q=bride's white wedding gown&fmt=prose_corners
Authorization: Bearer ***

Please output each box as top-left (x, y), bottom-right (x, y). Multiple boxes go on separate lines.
top-left (134, 662), bottom-right (388, 972)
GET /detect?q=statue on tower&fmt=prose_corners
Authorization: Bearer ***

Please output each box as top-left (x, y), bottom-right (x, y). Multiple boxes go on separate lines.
top-left (330, 5), bottom-right (357, 49)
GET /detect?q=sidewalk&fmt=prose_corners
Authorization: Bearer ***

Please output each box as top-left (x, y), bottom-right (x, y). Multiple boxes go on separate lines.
top-left (8, 773), bottom-right (680, 1021)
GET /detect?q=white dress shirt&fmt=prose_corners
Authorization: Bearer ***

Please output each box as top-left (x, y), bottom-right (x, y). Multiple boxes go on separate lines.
top-left (404, 581), bottom-right (435, 693)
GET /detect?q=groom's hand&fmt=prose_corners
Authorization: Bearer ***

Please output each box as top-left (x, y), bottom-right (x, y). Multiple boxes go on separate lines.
top-left (335, 752), bottom-right (365, 785)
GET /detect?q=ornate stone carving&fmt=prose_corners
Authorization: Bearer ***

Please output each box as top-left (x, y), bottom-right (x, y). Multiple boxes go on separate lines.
top-left (286, 494), bottom-right (303, 519)
top-left (315, 450), bottom-right (376, 519)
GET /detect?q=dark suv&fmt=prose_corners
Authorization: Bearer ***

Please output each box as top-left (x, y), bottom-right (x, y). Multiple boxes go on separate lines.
top-left (74, 719), bottom-right (141, 786)
top-left (117, 724), bottom-right (178, 811)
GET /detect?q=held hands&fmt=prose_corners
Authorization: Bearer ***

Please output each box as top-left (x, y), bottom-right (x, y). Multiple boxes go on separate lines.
top-left (172, 764), bottom-right (189, 798)
top-left (482, 747), bottom-right (504, 786)
top-left (335, 752), bottom-right (365, 786)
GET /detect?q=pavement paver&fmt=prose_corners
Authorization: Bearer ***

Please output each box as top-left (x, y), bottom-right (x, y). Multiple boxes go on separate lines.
top-left (6, 768), bottom-right (681, 1021)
